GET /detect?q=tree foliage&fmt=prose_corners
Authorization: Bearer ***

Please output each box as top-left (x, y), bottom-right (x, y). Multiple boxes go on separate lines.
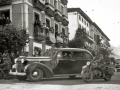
top-left (0, 25), bottom-right (29, 52)
top-left (69, 38), bottom-right (85, 48)
top-left (69, 28), bottom-right (87, 48)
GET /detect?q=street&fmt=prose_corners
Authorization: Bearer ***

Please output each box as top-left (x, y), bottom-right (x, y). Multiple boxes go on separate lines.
top-left (0, 72), bottom-right (120, 90)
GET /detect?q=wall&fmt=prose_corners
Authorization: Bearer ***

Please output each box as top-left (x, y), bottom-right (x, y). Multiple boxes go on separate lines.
top-left (68, 12), bottom-right (78, 40)
top-left (12, 4), bottom-right (23, 29)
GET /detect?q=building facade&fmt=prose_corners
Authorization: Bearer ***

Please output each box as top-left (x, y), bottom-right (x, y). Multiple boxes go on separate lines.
top-left (0, 0), bottom-right (69, 56)
top-left (90, 22), bottom-right (110, 50)
top-left (68, 8), bottom-right (95, 49)
top-left (68, 8), bottom-right (110, 50)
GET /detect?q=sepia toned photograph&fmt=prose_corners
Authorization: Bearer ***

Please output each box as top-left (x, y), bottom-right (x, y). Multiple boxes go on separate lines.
top-left (0, 0), bottom-right (120, 90)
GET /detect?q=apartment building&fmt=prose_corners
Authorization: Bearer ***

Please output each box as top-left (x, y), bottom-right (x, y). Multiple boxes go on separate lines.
top-left (0, 0), bottom-right (69, 56)
top-left (68, 8), bottom-right (94, 48)
top-left (90, 22), bottom-right (110, 49)
top-left (68, 8), bottom-right (110, 50)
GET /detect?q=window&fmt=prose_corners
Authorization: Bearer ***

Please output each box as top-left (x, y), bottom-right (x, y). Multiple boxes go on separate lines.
top-left (62, 27), bottom-right (65, 35)
top-left (0, 9), bottom-right (10, 18)
top-left (46, 18), bottom-right (50, 28)
top-left (0, 9), bottom-right (11, 25)
top-left (55, 23), bottom-right (58, 37)
top-left (87, 23), bottom-right (89, 27)
top-left (84, 20), bottom-right (86, 25)
top-left (82, 18), bottom-right (83, 23)
top-left (73, 52), bottom-right (85, 59)
top-left (59, 51), bottom-right (72, 58)
top-left (79, 15), bottom-right (81, 20)
top-left (34, 12), bottom-right (39, 21)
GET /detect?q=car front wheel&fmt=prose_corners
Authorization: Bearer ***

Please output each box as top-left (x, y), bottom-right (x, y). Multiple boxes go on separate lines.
top-left (27, 68), bottom-right (43, 82)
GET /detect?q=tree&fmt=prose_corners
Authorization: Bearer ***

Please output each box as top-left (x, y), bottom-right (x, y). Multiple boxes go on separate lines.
top-left (69, 38), bottom-right (85, 48)
top-left (69, 28), bottom-right (87, 48)
top-left (0, 25), bottom-right (29, 53)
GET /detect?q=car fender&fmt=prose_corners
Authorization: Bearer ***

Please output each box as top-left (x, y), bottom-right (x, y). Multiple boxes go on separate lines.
top-left (25, 62), bottom-right (54, 77)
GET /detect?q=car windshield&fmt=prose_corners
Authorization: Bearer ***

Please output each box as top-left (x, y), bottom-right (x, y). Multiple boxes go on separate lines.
top-left (43, 49), bottom-right (57, 57)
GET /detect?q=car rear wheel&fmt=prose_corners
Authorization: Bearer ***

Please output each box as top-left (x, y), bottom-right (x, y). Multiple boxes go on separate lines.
top-left (27, 68), bottom-right (43, 82)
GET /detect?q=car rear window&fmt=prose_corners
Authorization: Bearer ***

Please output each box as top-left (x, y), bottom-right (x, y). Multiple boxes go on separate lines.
top-left (73, 51), bottom-right (92, 59)
top-left (73, 52), bottom-right (85, 59)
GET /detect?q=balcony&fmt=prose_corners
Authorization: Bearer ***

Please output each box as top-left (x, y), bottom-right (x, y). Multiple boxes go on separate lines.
top-left (62, 19), bottom-right (69, 26)
top-left (105, 41), bottom-right (110, 47)
top-left (45, 7), bottom-right (55, 17)
top-left (56, 35), bottom-right (63, 44)
top-left (33, 0), bottom-right (46, 11)
top-left (62, 15), bottom-right (69, 26)
top-left (34, 33), bottom-right (46, 41)
top-left (0, 0), bottom-right (12, 6)
top-left (54, 10), bottom-right (62, 22)
top-left (46, 32), bottom-right (56, 44)
top-left (63, 38), bottom-right (68, 45)
top-left (34, 26), bottom-right (46, 41)
top-left (86, 35), bottom-right (95, 44)
top-left (61, 0), bottom-right (68, 5)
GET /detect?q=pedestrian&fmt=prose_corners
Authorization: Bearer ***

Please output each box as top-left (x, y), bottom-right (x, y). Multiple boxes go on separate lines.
top-left (10, 51), bottom-right (15, 66)
top-left (16, 51), bottom-right (20, 58)
top-left (2, 50), bottom-right (11, 68)
top-left (6, 17), bottom-right (11, 25)
top-left (0, 52), bottom-right (3, 64)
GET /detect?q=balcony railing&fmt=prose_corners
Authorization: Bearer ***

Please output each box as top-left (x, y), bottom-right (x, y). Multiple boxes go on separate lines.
top-left (54, 10), bottom-right (62, 22)
top-left (0, 0), bottom-right (12, 6)
top-left (33, 0), bottom-right (46, 11)
top-left (34, 27), bottom-right (46, 41)
top-left (62, 19), bottom-right (69, 26)
top-left (46, 32), bottom-right (56, 44)
top-left (56, 35), bottom-right (63, 43)
top-left (62, 15), bottom-right (69, 26)
top-left (61, 0), bottom-right (68, 5)
top-left (45, 7), bottom-right (55, 17)
top-left (55, 15), bottom-right (62, 22)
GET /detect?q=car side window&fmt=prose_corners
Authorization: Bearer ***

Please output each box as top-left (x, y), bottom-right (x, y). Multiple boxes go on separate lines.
top-left (84, 52), bottom-right (92, 59)
top-left (57, 51), bottom-right (72, 59)
top-left (73, 51), bottom-right (85, 59)
top-left (62, 51), bottom-right (72, 58)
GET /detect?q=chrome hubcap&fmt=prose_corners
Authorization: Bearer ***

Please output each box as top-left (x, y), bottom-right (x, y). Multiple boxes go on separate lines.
top-left (32, 71), bottom-right (38, 77)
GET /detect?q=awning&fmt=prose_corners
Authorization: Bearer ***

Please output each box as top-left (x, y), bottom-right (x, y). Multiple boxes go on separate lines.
top-left (49, 33), bottom-right (56, 43)
top-left (57, 36), bottom-right (63, 43)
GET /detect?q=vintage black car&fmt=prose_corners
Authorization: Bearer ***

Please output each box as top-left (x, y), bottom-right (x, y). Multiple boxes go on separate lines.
top-left (9, 48), bottom-right (93, 81)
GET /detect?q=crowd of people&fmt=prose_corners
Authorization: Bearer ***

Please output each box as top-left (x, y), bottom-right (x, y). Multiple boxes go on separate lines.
top-left (0, 14), bottom-right (11, 26)
top-left (0, 50), bottom-right (17, 79)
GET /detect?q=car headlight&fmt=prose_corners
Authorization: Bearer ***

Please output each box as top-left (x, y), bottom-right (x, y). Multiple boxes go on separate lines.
top-left (86, 61), bottom-right (90, 66)
top-left (14, 58), bottom-right (18, 63)
top-left (12, 64), bottom-right (16, 68)
top-left (21, 59), bottom-right (25, 63)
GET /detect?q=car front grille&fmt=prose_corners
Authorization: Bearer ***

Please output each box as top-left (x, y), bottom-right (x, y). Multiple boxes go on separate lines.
top-left (16, 61), bottom-right (22, 72)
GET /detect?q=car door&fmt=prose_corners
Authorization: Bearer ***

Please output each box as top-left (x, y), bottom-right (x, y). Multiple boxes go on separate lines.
top-left (53, 51), bottom-right (74, 75)
top-left (72, 51), bottom-right (93, 74)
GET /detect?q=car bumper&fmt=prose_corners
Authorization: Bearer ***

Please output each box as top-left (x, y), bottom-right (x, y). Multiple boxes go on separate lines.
top-left (116, 68), bottom-right (120, 72)
top-left (9, 70), bottom-right (26, 76)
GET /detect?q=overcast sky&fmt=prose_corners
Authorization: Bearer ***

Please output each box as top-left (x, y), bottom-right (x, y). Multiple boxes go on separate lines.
top-left (68, 0), bottom-right (120, 47)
